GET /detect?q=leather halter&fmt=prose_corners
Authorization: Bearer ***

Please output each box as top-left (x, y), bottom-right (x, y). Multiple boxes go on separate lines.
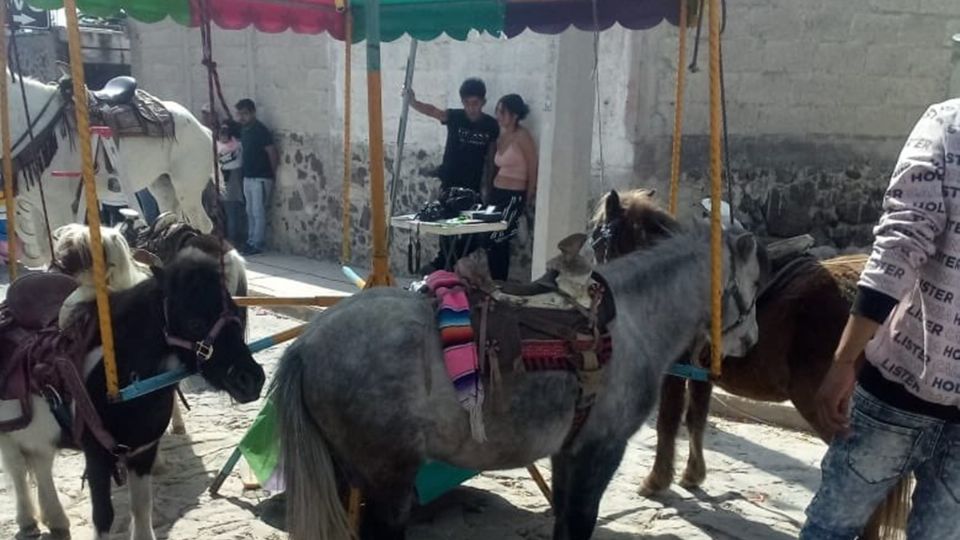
top-left (162, 302), bottom-right (241, 366)
top-left (592, 218), bottom-right (755, 334)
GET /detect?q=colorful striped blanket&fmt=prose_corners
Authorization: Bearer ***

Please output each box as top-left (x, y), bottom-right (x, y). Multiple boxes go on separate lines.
top-left (425, 270), bottom-right (486, 442)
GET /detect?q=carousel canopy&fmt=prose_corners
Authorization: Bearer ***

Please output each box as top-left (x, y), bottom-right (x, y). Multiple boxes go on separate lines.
top-left (26, 0), bottom-right (682, 42)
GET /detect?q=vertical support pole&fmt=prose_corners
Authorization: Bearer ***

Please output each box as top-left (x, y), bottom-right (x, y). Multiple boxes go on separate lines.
top-left (707, 0), bottom-right (723, 378)
top-left (668, 0), bottom-right (688, 216)
top-left (364, 0), bottom-right (393, 287)
top-left (387, 38), bottom-right (418, 246)
top-left (63, 0), bottom-right (120, 399)
top-left (341, 6), bottom-right (353, 264)
top-left (0, 1), bottom-right (18, 280)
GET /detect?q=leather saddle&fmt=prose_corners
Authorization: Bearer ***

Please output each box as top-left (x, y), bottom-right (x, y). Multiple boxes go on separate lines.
top-left (91, 76), bottom-right (138, 106)
top-left (0, 272), bottom-right (78, 432)
top-left (1, 273), bottom-right (77, 331)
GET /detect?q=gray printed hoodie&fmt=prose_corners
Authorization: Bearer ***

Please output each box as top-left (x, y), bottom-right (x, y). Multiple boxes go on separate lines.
top-left (860, 99), bottom-right (960, 408)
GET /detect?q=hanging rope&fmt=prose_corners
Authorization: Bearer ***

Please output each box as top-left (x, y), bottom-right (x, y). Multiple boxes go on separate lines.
top-left (719, 0), bottom-right (735, 226)
top-left (197, 0), bottom-right (231, 299)
top-left (707, 0), bottom-right (724, 379)
top-left (0, 1), bottom-right (17, 280)
top-left (62, 0), bottom-right (119, 399)
top-left (688, 0), bottom-right (705, 72)
top-left (197, 0), bottom-right (232, 124)
top-left (341, 7), bottom-right (352, 264)
top-left (668, 0), bottom-right (688, 216)
top-left (7, 6), bottom-right (55, 258)
top-left (591, 0), bottom-right (605, 188)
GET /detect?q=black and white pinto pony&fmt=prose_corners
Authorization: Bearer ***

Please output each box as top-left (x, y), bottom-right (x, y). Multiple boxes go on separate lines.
top-left (273, 217), bottom-right (763, 540)
top-left (51, 220), bottom-right (248, 435)
top-left (5, 72), bottom-right (214, 267)
top-left (0, 248), bottom-right (264, 540)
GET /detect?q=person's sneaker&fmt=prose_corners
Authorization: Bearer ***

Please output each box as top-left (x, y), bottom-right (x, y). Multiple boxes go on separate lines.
top-left (245, 246), bottom-right (263, 256)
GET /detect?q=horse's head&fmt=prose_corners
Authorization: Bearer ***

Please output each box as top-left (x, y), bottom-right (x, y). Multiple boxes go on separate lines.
top-left (157, 248), bottom-right (264, 404)
top-left (590, 189), bottom-right (681, 264)
top-left (715, 224), bottom-right (764, 357)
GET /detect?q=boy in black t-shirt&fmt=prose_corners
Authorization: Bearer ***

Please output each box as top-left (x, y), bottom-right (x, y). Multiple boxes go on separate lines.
top-left (407, 78), bottom-right (499, 272)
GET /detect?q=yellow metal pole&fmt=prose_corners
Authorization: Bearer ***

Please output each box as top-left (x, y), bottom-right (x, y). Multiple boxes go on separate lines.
top-left (341, 7), bottom-right (353, 264)
top-left (63, 0), bottom-right (120, 398)
top-left (668, 0), bottom-right (688, 216)
top-left (0, 1), bottom-right (18, 281)
top-left (707, 0), bottom-right (724, 378)
top-left (363, 0), bottom-right (393, 288)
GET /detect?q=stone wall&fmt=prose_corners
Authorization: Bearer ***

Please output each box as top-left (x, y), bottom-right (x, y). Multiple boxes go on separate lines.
top-left (632, 0), bottom-right (960, 247)
top-left (129, 0), bottom-right (960, 277)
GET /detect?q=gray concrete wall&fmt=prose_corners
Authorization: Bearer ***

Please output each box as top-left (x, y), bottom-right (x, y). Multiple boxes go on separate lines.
top-left (129, 0), bottom-right (960, 274)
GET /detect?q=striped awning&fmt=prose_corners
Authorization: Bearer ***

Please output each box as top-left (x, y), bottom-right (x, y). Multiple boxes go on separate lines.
top-left (27, 0), bottom-right (683, 41)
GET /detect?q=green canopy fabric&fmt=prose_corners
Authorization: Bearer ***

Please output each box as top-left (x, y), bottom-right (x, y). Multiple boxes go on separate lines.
top-left (27, 0), bottom-right (192, 25)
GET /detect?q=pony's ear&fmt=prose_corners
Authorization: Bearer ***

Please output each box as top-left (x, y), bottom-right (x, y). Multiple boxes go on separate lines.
top-left (55, 61), bottom-right (70, 79)
top-left (735, 233), bottom-right (757, 260)
top-left (557, 233), bottom-right (587, 258)
top-left (604, 190), bottom-right (622, 219)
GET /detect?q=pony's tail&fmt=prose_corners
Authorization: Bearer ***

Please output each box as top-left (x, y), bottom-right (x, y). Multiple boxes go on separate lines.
top-left (273, 347), bottom-right (354, 540)
top-left (863, 475), bottom-right (912, 540)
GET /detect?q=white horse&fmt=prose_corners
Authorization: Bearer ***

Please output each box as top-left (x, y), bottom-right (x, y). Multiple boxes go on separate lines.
top-left (4, 72), bottom-right (214, 267)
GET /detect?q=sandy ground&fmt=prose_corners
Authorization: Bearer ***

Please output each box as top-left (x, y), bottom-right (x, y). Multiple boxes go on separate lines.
top-left (0, 290), bottom-right (827, 540)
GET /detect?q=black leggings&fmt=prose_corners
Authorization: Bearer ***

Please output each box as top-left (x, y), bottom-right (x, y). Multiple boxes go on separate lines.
top-left (486, 188), bottom-right (526, 281)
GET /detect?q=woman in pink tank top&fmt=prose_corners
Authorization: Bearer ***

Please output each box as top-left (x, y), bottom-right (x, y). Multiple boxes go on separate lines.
top-left (488, 94), bottom-right (538, 281)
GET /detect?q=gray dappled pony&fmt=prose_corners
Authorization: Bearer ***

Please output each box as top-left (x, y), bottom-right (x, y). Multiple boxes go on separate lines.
top-left (273, 219), bottom-right (763, 540)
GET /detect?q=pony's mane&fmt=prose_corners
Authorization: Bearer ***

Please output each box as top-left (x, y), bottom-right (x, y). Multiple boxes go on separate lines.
top-left (52, 223), bottom-right (151, 290)
top-left (592, 189), bottom-right (675, 226)
top-left (598, 221), bottom-right (708, 293)
top-left (761, 253), bottom-right (867, 306)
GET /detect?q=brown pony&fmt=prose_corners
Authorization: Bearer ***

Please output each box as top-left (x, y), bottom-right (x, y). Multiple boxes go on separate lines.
top-left (592, 189), bottom-right (910, 540)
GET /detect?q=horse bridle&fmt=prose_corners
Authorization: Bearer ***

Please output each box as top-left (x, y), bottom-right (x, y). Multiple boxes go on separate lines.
top-left (163, 300), bottom-right (241, 367)
top-left (592, 217), bottom-right (757, 334)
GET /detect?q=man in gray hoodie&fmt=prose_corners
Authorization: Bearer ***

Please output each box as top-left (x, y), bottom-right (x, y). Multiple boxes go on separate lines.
top-left (801, 100), bottom-right (960, 539)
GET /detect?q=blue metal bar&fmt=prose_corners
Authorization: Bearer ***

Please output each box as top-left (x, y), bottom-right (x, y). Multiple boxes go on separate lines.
top-left (118, 365), bottom-right (193, 401)
top-left (667, 363), bottom-right (711, 382)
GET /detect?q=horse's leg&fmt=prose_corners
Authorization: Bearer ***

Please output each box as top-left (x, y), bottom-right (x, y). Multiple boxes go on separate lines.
top-left (359, 475), bottom-right (418, 540)
top-left (170, 396), bottom-right (186, 435)
top-left (127, 444), bottom-right (161, 540)
top-left (28, 449), bottom-right (70, 539)
top-left (84, 447), bottom-right (116, 540)
top-left (552, 439), bottom-right (629, 540)
top-left (679, 380), bottom-right (713, 489)
top-left (0, 439), bottom-right (41, 539)
top-left (640, 375), bottom-right (686, 496)
top-left (148, 176), bottom-right (178, 215)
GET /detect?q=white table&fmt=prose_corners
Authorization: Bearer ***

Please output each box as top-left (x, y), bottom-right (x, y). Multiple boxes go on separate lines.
top-left (390, 214), bottom-right (507, 271)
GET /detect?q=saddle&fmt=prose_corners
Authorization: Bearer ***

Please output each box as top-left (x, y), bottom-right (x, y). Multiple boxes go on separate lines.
top-left (61, 76), bottom-right (176, 140)
top-left (91, 76), bottom-right (137, 105)
top-left (0, 273), bottom-right (78, 432)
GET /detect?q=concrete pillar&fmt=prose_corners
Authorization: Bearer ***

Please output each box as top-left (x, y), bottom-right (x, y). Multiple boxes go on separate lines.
top-left (950, 33), bottom-right (960, 99)
top-left (531, 30), bottom-right (596, 276)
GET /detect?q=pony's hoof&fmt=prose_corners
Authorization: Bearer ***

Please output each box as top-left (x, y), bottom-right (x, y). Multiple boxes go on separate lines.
top-left (16, 525), bottom-right (42, 540)
top-left (639, 474), bottom-right (672, 497)
top-left (171, 425), bottom-right (187, 435)
top-left (679, 468), bottom-right (706, 489)
top-left (42, 529), bottom-right (71, 540)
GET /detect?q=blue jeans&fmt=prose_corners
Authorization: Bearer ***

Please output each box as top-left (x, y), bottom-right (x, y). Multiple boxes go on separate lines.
top-left (243, 177), bottom-right (273, 250)
top-left (801, 385), bottom-right (960, 540)
top-left (223, 200), bottom-right (246, 248)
